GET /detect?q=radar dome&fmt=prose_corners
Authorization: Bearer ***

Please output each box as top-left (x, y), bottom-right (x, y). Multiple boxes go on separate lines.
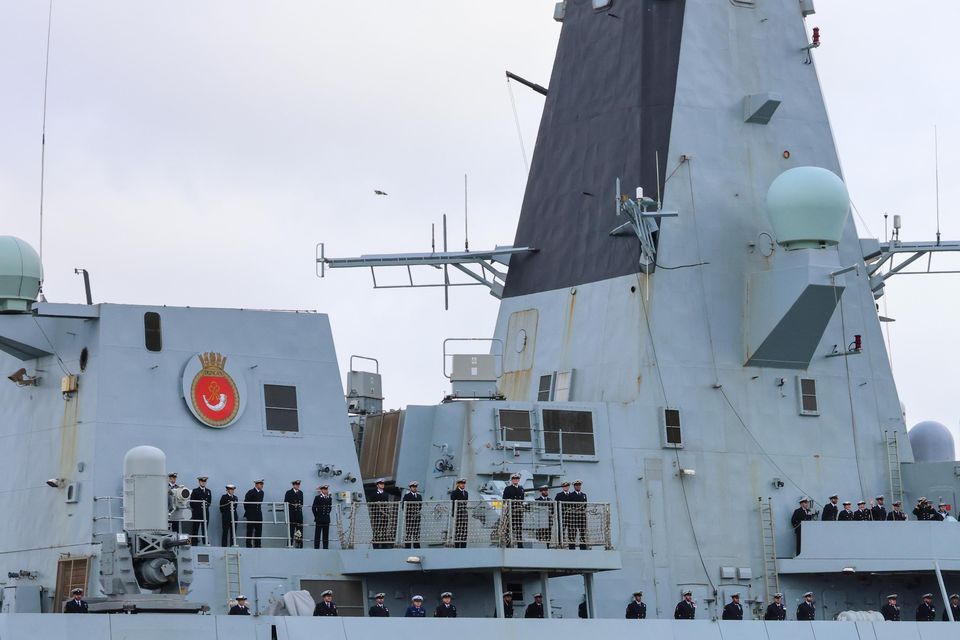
top-left (908, 421), bottom-right (956, 463)
top-left (0, 236), bottom-right (43, 313)
top-left (766, 167), bottom-right (849, 250)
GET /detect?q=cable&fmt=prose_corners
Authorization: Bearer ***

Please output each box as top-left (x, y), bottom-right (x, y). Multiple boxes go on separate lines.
top-left (833, 281), bottom-right (867, 499)
top-left (39, 0), bottom-right (55, 262)
top-left (506, 78), bottom-right (529, 175)
top-left (32, 315), bottom-right (70, 376)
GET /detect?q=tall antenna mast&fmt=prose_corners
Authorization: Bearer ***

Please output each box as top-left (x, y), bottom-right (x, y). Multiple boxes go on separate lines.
top-left (464, 173), bottom-right (469, 252)
top-left (39, 0), bottom-right (55, 262)
top-left (934, 125), bottom-right (941, 246)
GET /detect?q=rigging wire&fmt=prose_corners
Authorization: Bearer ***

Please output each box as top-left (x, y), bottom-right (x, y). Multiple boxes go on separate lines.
top-left (833, 279), bottom-right (868, 499)
top-left (506, 78), bottom-right (529, 175)
top-left (32, 315), bottom-right (70, 376)
top-left (39, 0), bottom-right (55, 263)
top-left (934, 125), bottom-right (941, 246)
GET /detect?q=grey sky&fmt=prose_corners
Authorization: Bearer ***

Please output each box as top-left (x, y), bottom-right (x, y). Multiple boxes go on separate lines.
top-left (1, 1), bottom-right (958, 450)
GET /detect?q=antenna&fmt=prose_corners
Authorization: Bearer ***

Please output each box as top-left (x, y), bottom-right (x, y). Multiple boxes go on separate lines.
top-left (656, 151), bottom-right (662, 209)
top-left (442, 214), bottom-right (449, 311)
top-left (464, 173), bottom-right (469, 252)
top-left (431, 223), bottom-right (436, 254)
top-left (934, 125), bottom-right (941, 246)
top-left (38, 0), bottom-right (55, 262)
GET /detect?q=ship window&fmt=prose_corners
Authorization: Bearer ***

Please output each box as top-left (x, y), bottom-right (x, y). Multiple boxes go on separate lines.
top-left (541, 409), bottom-right (595, 457)
top-left (797, 377), bottom-right (819, 416)
top-left (144, 312), bottom-right (162, 352)
top-left (663, 408), bottom-right (683, 447)
top-left (497, 409), bottom-right (533, 446)
top-left (537, 374), bottom-right (555, 401)
top-left (264, 384), bottom-right (299, 432)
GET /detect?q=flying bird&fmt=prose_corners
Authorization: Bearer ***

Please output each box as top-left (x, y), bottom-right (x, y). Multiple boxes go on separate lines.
top-left (374, 190), bottom-right (388, 196)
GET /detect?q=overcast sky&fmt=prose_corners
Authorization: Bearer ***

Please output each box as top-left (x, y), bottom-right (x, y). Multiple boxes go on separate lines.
top-left (1, 1), bottom-right (958, 451)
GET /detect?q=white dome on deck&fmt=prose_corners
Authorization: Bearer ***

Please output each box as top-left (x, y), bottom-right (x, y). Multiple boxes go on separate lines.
top-left (0, 236), bottom-right (43, 313)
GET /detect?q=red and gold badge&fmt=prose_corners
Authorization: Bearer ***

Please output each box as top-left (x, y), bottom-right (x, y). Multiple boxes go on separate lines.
top-left (185, 352), bottom-right (242, 427)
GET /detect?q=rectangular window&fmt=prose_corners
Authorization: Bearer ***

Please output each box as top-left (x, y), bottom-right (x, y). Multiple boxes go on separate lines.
top-left (497, 409), bottom-right (533, 446)
top-left (264, 384), bottom-right (299, 432)
top-left (663, 408), bottom-right (683, 447)
top-left (797, 377), bottom-right (819, 416)
top-left (541, 409), bottom-right (595, 457)
top-left (537, 374), bottom-right (554, 401)
top-left (144, 312), bottom-right (162, 352)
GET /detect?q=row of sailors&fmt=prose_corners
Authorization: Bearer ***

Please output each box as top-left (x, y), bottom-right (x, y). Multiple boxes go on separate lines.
top-left (880, 593), bottom-right (960, 622)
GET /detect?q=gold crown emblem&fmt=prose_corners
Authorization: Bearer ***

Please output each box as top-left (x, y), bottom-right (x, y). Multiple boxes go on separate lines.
top-left (197, 352), bottom-right (227, 371)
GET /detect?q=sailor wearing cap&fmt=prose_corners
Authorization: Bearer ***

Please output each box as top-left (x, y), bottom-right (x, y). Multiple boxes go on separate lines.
top-left (914, 497), bottom-right (934, 521)
top-left (880, 593), bottom-right (900, 621)
top-left (872, 495), bottom-right (887, 522)
top-left (791, 497), bottom-right (813, 555)
top-left (434, 591), bottom-right (457, 617)
top-left (229, 595), bottom-right (250, 615)
top-left (524, 593), bottom-right (545, 618)
top-left (370, 478), bottom-right (392, 549)
top-left (190, 476), bottom-right (212, 545)
top-left (933, 502), bottom-right (950, 521)
top-left (567, 480), bottom-right (588, 550)
top-left (243, 479), bottom-right (265, 548)
top-left (312, 484), bottom-right (332, 549)
top-left (368, 592), bottom-right (390, 617)
top-left (167, 473), bottom-right (180, 533)
top-left (314, 589), bottom-right (338, 616)
top-left (63, 587), bottom-right (88, 613)
top-left (944, 593), bottom-right (960, 622)
top-left (674, 590), bottom-right (695, 619)
top-left (916, 593), bottom-right (936, 621)
top-left (503, 473), bottom-right (526, 548)
top-left (219, 484), bottom-right (239, 547)
top-left (764, 593), bottom-right (786, 621)
top-left (500, 591), bottom-right (514, 618)
top-left (838, 501), bottom-right (854, 521)
top-left (405, 595), bottom-right (426, 617)
top-left (721, 592), bottom-right (743, 620)
top-left (797, 592), bottom-right (816, 621)
top-left (285, 480), bottom-right (305, 548)
top-left (822, 494), bottom-right (839, 521)
top-left (402, 481), bottom-right (423, 549)
top-left (853, 500), bottom-right (873, 521)
top-left (625, 591), bottom-right (646, 619)
top-left (451, 479), bottom-right (469, 548)
top-left (534, 485), bottom-right (553, 543)
top-left (887, 500), bottom-right (907, 521)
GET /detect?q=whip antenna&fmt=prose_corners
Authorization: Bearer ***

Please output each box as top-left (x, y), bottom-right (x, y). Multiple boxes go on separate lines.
top-left (39, 0), bottom-right (55, 262)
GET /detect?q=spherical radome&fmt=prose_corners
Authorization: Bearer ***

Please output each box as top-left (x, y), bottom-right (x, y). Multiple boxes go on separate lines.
top-left (766, 167), bottom-right (850, 250)
top-left (908, 420), bottom-right (956, 462)
top-left (0, 236), bottom-right (43, 313)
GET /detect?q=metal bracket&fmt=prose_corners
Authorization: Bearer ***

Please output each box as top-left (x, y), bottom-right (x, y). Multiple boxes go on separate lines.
top-left (609, 178), bottom-right (678, 273)
top-left (863, 238), bottom-right (960, 298)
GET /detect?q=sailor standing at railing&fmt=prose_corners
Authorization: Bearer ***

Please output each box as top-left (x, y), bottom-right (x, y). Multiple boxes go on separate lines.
top-left (625, 591), bottom-right (646, 619)
top-left (190, 476), bottom-right (211, 545)
top-left (534, 485), bottom-right (552, 543)
top-left (402, 481), bottom-right (423, 549)
top-left (821, 494), bottom-right (839, 521)
top-left (312, 484), bottom-right (332, 549)
top-left (370, 479), bottom-right (392, 549)
top-left (674, 590), bottom-right (695, 619)
top-left (220, 484), bottom-right (239, 547)
top-left (764, 593), bottom-right (786, 620)
top-left (285, 480), bottom-right (304, 548)
top-left (568, 480), bottom-right (588, 550)
top-left (405, 595), bottom-right (426, 617)
top-left (451, 479), bottom-right (469, 548)
top-left (167, 472), bottom-right (181, 533)
top-left (887, 500), bottom-right (907, 520)
top-left (871, 495), bottom-right (887, 522)
top-left (503, 473), bottom-right (526, 548)
top-left (244, 479), bottom-right (265, 548)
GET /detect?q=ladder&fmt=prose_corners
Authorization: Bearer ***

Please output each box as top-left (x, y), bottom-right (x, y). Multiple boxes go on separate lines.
top-left (224, 551), bottom-right (242, 600)
top-left (758, 497), bottom-right (779, 602)
top-left (885, 430), bottom-right (904, 504)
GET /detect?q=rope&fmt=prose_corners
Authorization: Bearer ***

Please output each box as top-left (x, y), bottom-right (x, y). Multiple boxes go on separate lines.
top-left (506, 78), bottom-right (529, 175)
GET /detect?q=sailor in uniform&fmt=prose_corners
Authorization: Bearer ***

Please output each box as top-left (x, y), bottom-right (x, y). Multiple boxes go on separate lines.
top-left (284, 480), bottom-right (304, 548)
top-left (450, 479), bottom-right (469, 548)
top-left (219, 484), bottom-right (239, 547)
top-left (229, 595), bottom-right (250, 615)
top-left (501, 591), bottom-right (514, 618)
top-left (368, 592), bottom-right (390, 617)
top-left (524, 593), bottom-right (545, 618)
top-left (880, 593), bottom-right (900, 621)
top-left (790, 497), bottom-right (813, 554)
top-left (534, 485), bottom-right (553, 543)
top-left (887, 500), bottom-right (908, 520)
top-left (503, 473), bottom-right (526, 548)
top-left (568, 480), bottom-right (588, 549)
top-left (189, 475), bottom-right (212, 545)
top-left (625, 591), bottom-right (646, 619)
top-left (674, 590), bottom-right (696, 619)
top-left (243, 479), bottom-right (265, 548)
top-left (797, 591), bottom-right (816, 620)
top-left (916, 593), bottom-right (936, 621)
top-left (312, 484), bottom-right (332, 549)
top-left (838, 501), bottom-right (854, 521)
top-left (944, 593), bottom-right (960, 621)
top-left (821, 494), bottom-right (839, 521)
top-left (764, 593), bottom-right (786, 620)
top-left (402, 481), bottom-right (423, 548)
top-left (933, 502), bottom-right (949, 521)
top-left (314, 589), bottom-right (338, 616)
top-left (167, 472), bottom-right (180, 533)
top-left (721, 592), bottom-right (743, 620)
top-left (853, 499), bottom-right (873, 521)
top-left (405, 595), bottom-right (426, 617)
top-left (434, 591), bottom-right (457, 617)
top-left (63, 588), bottom-right (88, 613)
top-left (369, 478), bottom-right (392, 549)
top-left (871, 495), bottom-right (887, 522)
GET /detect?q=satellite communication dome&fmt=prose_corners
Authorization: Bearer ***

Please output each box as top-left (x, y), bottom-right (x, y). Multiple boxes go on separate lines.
top-left (908, 421), bottom-right (956, 463)
top-left (0, 236), bottom-right (43, 313)
top-left (766, 167), bottom-right (850, 250)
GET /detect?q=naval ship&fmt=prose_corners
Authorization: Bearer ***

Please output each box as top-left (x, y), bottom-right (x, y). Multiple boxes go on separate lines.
top-left (2, 0), bottom-right (960, 637)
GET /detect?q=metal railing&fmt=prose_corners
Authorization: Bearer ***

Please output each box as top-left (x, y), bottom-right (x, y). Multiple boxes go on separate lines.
top-left (338, 500), bottom-right (612, 549)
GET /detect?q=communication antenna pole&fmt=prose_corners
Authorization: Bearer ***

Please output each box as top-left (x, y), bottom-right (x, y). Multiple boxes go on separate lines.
top-left (934, 125), bottom-right (941, 246)
top-left (39, 0), bottom-right (55, 262)
top-left (656, 151), bottom-right (662, 210)
top-left (443, 214), bottom-right (449, 310)
top-left (464, 174), bottom-right (469, 252)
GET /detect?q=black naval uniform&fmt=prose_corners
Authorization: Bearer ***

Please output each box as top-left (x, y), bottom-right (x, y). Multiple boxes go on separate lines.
top-left (722, 601), bottom-right (743, 620)
top-left (578, 601), bottom-right (588, 618)
top-left (368, 602), bottom-right (390, 617)
top-left (314, 600), bottom-right (338, 616)
top-left (534, 493), bottom-right (553, 542)
top-left (764, 602), bottom-right (786, 620)
top-left (503, 483), bottom-right (526, 548)
top-left (880, 603), bottom-right (900, 621)
top-left (525, 601), bottom-right (544, 618)
top-left (312, 492), bottom-right (332, 549)
top-left (626, 600), bottom-right (647, 619)
top-left (853, 507), bottom-right (873, 521)
top-left (944, 602), bottom-right (960, 621)
top-left (797, 600), bottom-right (816, 621)
top-left (434, 603), bottom-right (457, 617)
top-left (63, 598), bottom-right (89, 613)
top-left (284, 487), bottom-right (304, 548)
top-left (219, 492), bottom-right (239, 546)
top-left (451, 486), bottom-right (469, 548)
top-left (243, 486), bottom-right (264, 548)
top-left (871, 503), bottom-right (887, 522)
top-left (369, 489), bottom-right (392, 549)
top-left (228, 603), bottom-right (250, 615)
top-left (567, 488), bottom-right (588, 549)
top-left (674, 599), bottom-right (696, 620)
top-left (838, 509), bottom-right (854, 521)
top-left (887, 510), bottom-right (907, 521)
top-left (821, 501), bottom-right (838, 521)
top-left (189, 484), bottom-right (212, 545)
top-left (502, 599), bottom-right (514, 618)
top-left (402, 490), bottom-right (423, 548)
top-left (790, 506), bottom-right (813, 555)
top-left (916, 601), bottom-right (936, 621)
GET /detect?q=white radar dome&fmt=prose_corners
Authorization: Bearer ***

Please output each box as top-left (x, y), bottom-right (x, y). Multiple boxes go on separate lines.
top-left (766, 167), bottom-right (850, 250)
top-left (0, 236), bottom-right (43, 313)
top-left (908, 421), bottom-right (956, 463)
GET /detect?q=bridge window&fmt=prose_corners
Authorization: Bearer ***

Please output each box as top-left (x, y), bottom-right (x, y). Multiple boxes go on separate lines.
top-left (264, 384), bottom-right (299, 432)
top-left (497, 409), bottom-right (533, 447)
top-left (541, 409), bottom-right (595, 458)
top-left (144, 312), bottom-right (162, 352)
top-left (797, 377), bottom-right (819, 416)
top-left (662, 408), bottom-right (683, 448)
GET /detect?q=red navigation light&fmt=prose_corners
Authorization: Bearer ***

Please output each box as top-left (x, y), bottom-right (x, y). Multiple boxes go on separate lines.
top-left (812, 27), bottom-right (821, 45)
top-left (854, 335), bottom-right (862, 351)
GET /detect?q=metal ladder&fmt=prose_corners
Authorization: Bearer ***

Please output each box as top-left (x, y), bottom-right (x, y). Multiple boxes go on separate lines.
top-left (758, 497), bottom-right (779, 602)
top-left (885, 430), bottom-right (904, 504)
top-left (224, 551), bottom-right (241, 600)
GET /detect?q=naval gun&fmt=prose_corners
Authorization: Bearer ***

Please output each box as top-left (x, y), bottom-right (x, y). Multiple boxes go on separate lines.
top-left (90, 446), bottom-right (203, 613)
